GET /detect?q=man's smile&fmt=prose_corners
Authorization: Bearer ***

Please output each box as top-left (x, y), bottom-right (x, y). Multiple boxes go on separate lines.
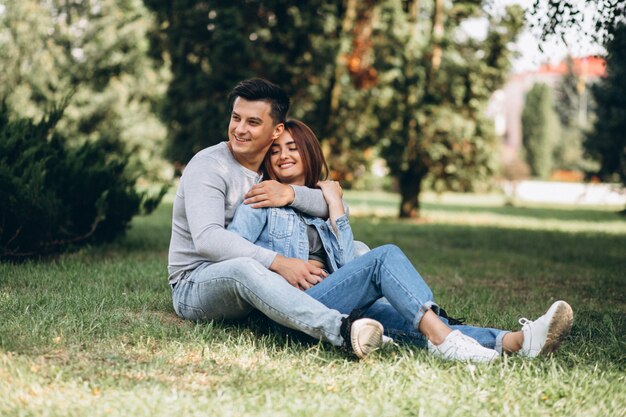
top-left (233, 134), bottom-right (251, 142)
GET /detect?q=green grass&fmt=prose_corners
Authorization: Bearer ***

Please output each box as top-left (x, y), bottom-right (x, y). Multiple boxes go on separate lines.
top-left (1, 191), bottom-right (625, 416)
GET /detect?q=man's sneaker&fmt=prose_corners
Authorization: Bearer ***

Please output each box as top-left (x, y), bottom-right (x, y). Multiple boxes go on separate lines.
top-left (518, 300), bottom-right (573, 358)
top-left (428, 330), bottom-right (499, 362)
top-left (340, 313), bottom-right (384, 359)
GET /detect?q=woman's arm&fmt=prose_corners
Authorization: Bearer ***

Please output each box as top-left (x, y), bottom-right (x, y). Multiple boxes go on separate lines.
top-left (317, 181), bottom-right (356, 268)
top-left (317, 181), bottom-right (345, 233)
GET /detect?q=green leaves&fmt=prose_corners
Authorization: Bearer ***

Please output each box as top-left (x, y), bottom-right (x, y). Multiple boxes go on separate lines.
top-left (585, 23), bottom-right (626, 188)
top-left (0, 102), bottom-right (154, 259)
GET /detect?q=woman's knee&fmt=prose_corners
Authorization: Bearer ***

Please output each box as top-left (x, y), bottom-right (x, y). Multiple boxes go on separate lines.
top-left (377, 244), bottom-right (404, 259)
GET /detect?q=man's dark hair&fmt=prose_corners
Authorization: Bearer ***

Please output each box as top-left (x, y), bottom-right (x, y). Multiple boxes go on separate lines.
top-left (228, 78), bottom-right (290, 125)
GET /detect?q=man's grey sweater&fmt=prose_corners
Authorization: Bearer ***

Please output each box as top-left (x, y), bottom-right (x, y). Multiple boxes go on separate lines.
top-left (167, 142), bottom-right (328, 286)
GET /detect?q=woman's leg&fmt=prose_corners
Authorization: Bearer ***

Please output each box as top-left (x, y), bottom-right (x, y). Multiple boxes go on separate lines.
top-left (362, 300), bottom-right (508, 353)
top-left (306, 244), bottom-right (436, 331)
top-left (305, 245), bottom-right (506, 358)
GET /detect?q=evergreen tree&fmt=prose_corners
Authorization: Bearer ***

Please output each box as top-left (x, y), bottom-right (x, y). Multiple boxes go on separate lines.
top-left (143, 1), bottom-right (342, 167)
top-left (553, 56), bottom-right (586, 171)
top-left (522, 83), bottom-right (560, 179)
top-left (585, 23), bottom-right (626, 188)
top-left (0, 0), bottom-right (171, 185)
top-left (0, 101), bottom-right (159, 259)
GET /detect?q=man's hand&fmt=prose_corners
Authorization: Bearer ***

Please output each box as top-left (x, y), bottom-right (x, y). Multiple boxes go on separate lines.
top-left (270, 255), bottom-right (328, 290)
top-left (244, 180), bottom-right (295, 208)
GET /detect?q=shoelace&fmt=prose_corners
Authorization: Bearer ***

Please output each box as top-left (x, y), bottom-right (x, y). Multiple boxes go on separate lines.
top-left (519, 317), bottom-right (531, 326)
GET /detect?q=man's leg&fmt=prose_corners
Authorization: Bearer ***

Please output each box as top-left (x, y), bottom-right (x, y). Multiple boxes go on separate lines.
top-left (172, 258), bottom-right (346, 346)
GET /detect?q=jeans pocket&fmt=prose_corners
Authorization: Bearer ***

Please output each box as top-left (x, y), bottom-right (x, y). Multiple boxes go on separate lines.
top-left (177, 302), bottom-right (206, 321)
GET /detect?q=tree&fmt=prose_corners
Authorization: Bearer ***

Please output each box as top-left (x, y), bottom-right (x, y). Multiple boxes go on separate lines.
top-left (530, 0), bottom-right (625, 47)
top-left (145, 0), bottom-right (523, 218)
top-left (585, 23), bottom-right (626, 189)
top-left (552, 56), bottom-right (589, 171)
top-left (367, 0), bottom-right (524, 217)
top-left (143, 1), bottom-right (346, 168)
top-left (522, 83), bottom-right (560, 179)
top-left (0, 0), bottom-right (171, 186)
top-left (0, 100), bottom-right (159, 259)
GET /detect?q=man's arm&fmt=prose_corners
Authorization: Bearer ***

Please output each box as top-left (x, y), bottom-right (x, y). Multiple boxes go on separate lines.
top-left (243, 180), bottom-right (330, 218)
top-left (185, 163), bottom-right (326, 289)
top-left (182, 160), bottom-right (277, 268)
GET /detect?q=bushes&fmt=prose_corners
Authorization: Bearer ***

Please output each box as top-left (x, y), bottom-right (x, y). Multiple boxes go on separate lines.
top-left (0, 102), bottom-right (164, 259)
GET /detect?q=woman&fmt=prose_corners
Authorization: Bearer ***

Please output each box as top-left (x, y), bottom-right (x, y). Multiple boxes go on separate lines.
top-left (228, 119), bottom-right (573, 362)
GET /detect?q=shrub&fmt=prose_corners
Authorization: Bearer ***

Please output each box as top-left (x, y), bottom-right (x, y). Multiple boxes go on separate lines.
top-left (0, 101), bottom-right (165, 259)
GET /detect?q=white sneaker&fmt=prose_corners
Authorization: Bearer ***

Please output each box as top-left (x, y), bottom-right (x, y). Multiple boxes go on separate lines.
top-left (428, 330), bottom-right (499, 362)
top-left (349, 318), bottom-right (384, 359)
top-left (519, 300), bottom-right (573, 358)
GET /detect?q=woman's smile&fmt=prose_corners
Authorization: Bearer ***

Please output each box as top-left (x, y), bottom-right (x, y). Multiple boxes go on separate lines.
top-left (270, 131), bottom-right (305, 185)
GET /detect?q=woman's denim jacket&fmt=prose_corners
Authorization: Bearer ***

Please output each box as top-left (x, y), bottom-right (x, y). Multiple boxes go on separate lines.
top-left (227, 203), bottom-right (356, 273)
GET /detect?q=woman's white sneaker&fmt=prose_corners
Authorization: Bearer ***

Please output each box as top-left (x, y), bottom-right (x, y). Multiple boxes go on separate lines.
top-left (519, 300), bottom-right (573, 357)
top-left (428, 330), bottom-right (499, 362)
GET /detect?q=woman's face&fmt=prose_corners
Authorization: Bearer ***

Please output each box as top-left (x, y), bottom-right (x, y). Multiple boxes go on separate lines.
top-left (269, 130), bottom-right (305, 186)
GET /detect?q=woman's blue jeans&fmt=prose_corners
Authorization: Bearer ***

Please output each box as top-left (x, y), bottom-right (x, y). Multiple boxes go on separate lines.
top-left (305, 244), bottom-right (508, 353)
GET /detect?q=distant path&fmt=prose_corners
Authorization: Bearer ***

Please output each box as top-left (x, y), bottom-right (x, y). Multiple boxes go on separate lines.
top-left (504, 180), bottom-right (626, 206)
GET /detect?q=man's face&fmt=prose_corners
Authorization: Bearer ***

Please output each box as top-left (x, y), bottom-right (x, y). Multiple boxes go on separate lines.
top-left (228, 97), bottom-right (283, 171)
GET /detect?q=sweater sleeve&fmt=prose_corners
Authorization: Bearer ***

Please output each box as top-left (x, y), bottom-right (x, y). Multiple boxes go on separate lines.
top-left (290, 185), bottom-right (329, 219)
top-left (182, 159), bottom-right (277, 268)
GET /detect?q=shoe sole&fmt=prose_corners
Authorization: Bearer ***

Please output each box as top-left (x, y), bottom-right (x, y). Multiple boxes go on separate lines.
top-left (539, 301), bottom-right (574, 356)
top-left (352, 322), bottom-right (384, 359)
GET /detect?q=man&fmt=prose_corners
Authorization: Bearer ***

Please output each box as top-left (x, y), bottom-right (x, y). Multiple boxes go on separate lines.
top-left (167, 78), bottom-right (383, 358)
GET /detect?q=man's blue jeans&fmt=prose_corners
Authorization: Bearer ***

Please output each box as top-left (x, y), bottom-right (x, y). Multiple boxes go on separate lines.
top-left (305, 244), bottom-right (508, 353)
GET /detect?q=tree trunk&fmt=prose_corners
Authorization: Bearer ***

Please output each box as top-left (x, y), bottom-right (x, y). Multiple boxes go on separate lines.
top-left (398, 170), bottom-right (425, 218)
top-left (431, 0), bottom-right (444, 71)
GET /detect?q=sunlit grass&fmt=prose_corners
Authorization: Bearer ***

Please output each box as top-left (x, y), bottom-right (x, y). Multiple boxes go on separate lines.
top-left (1, 193), bottom-right (625, 417)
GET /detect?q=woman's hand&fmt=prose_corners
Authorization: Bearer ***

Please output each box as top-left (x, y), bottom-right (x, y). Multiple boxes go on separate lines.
top-left (317, 180), bottom-right (343, 206)
top-left (317, 180), bottom-right (345, 232)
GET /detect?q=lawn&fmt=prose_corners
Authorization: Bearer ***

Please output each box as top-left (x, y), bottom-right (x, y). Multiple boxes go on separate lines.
top-left (1, 191), bottom-right (625, 417)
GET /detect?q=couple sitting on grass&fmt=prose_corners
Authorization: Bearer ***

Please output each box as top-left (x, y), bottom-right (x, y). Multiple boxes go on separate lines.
top-left (168, 78), bottom-right (573, 362)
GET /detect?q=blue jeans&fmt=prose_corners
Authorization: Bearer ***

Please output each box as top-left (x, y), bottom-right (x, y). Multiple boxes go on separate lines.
top-left (305, 244), bottom-right (508, 353)
top-left (172, 258), bottom-right (346, 346)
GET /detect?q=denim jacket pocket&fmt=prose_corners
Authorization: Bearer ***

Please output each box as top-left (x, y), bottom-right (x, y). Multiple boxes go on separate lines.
top-left (268, 208), bottom-right (296, 239)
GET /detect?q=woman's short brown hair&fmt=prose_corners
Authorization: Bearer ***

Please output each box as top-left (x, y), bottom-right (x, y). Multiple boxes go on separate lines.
top-left (263, 119), bottom-right (328, 188)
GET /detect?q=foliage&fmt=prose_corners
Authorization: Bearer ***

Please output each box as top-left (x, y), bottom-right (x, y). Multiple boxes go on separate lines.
top-left (144, 1), bottom-right (522, 217)
top-left (521, 83), bottom-right (560, 179)
top-left (585, 23), bottom-right (626, 188)
top-left (529, 0), bottom-right (626, 46)
top-left (0, 0), bottom-right (172, 185)
top-left (552, 56), bottom-right (598, 172)
top-left (143, 0), bottom-right (343, 168)
top-left (0, 102), bottom-right (163, 259)
top-left (365, 0), bottom-right (524, 216)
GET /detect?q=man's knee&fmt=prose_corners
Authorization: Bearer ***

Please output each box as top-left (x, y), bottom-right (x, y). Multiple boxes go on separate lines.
top-left (215, 257), bottom-right (272, 285)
